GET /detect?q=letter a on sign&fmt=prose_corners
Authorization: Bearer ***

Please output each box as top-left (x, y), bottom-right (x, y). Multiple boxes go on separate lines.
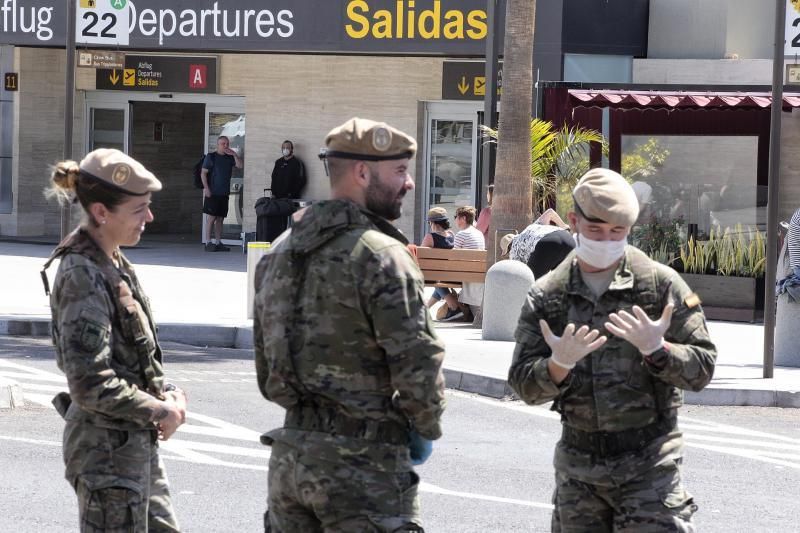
top-left (189, 65), bottom-right (207, 89)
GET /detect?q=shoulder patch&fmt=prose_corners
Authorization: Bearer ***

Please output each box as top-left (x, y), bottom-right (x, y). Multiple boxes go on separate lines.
top-left (78, 307), bottom-right (109, 353)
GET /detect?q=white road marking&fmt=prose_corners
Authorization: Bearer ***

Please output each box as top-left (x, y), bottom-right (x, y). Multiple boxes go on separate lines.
top-left (446, 390), bottom-right (560, 420)
top-left (15, 382), bottom-right (68, 394)
top-left (420, 482), bottom-right (554, 510)
top-left (0, 371), bottom-right (66, 383)
top-left (0, 435), bottom-right (61, 447)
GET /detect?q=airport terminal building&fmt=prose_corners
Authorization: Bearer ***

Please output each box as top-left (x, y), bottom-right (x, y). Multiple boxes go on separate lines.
top-left (1, 0), bottom-right (800, 250)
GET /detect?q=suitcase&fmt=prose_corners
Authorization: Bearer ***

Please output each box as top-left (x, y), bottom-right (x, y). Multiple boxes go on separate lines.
top-left (255, 189), bottom-right (295, 243)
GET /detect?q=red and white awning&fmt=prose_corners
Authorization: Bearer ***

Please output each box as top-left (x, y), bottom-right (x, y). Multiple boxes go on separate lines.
top-left (569, 89), bottom-right (800, 110)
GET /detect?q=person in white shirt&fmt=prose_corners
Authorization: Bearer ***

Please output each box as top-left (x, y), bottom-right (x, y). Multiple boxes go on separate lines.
top-left (438, 206), bottom-right (485, 322)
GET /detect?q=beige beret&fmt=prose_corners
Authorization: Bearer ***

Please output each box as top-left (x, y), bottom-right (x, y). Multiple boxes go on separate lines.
top-left (427, 206), bottom-right (449, 222)
top-left (80, 148), bottom-right (161, 196)
top-left (572, 168), bottom-right (639, 227)
top-left (322, 117), bottom-right (416, 161)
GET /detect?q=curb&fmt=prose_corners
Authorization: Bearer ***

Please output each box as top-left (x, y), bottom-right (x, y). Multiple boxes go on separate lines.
top-left (3, 317), bottom-right (798, 408)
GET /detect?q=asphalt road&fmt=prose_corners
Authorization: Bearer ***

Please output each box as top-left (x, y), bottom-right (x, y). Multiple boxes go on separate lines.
top-left (1, 337), bottom-right (799, 532)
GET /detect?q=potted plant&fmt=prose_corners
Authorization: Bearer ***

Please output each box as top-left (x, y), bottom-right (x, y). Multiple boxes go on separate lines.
top-left (677, 225), bottom-right (765, 321)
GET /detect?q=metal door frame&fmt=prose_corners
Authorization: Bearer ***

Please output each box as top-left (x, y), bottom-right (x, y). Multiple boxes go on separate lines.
top-left (421, 101), bottom-right (482, 232)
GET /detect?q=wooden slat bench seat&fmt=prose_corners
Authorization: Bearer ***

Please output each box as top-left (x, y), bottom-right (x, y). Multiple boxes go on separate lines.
top-left (414, 247), bottom-right (488, 288)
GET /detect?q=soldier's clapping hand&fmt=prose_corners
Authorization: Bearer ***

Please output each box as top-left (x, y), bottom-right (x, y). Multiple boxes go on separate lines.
top-left (605, 303), bottom-right (674, 355)
top-left (539, 320), bottom-right (607, 370)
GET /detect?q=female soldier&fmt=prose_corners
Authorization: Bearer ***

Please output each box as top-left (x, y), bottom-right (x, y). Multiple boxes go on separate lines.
top-left (43, 149), bottom-right (186, 532)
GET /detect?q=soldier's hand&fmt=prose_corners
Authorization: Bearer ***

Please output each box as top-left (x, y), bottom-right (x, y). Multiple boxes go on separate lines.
top-left (605, 303), bottom-right (674, 355)
top-left (165, 389), bottom-right (187, 423)
top-left (156, 403), bottom-right (184, 441)
top-left (539, 320), bottom-right (607, 370)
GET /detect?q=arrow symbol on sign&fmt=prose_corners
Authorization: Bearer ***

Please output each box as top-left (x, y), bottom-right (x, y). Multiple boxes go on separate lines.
top-left (457, 76), bottom-right (469, 95)
top-left (109, 70), bottom-right (120, 85)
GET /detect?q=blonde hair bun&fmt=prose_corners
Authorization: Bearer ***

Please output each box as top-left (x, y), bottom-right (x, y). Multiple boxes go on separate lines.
top-left (46, 160), bottom-right (81, 205)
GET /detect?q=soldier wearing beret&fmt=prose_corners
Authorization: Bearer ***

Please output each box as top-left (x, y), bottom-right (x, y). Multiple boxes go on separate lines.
top-left (43, 148), bottom-right (186, 532)
top-left (508, 168), bottom-right (717, 531)
top-left (254, 118), bottom-right (445, 532)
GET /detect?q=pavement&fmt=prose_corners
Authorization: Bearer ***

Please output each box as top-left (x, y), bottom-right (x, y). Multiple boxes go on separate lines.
top-left (2, 237), bottom-right (799, 407)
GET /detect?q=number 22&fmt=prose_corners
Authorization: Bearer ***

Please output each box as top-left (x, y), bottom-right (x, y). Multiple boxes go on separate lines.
top-left (82, 12), bottom-right (116, 38)
top-left (793, 18), bottom-right (800, 48)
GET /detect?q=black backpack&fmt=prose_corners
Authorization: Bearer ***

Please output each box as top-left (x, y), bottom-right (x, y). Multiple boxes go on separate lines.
top-left (193, 152), bottom-right (215, 189)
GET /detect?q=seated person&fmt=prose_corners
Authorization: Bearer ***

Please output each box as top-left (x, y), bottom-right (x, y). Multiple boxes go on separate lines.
top-left (509, 208), bottom-right (570, 263)
top-left (475, 184), bottom-right (493, 240)
top-left (438, 206), bottom-right (485, 322)
top-left (421, 207), bottom-right (455, 308)
top-left (505, 209), bottom-right (574, 279)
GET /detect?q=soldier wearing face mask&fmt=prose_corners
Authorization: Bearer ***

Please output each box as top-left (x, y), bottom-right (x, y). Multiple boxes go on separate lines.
top-left (270, 140), bottom-right (307, 200)
top-left (509, 168), bottom-right (717, 532)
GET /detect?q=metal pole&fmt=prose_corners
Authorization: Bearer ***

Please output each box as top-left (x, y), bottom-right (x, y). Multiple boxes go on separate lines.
top-left (481, 0), bottom-right (500, 200)
top-left (763, 0), bottom-right (787, 378)
top-left (61, 0), bottom-right (76, 240)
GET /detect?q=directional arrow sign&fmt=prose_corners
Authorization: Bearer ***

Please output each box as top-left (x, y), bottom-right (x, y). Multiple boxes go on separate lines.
top-left (108, 69), bottom-right (120, 85)
top-left (442, 61), bottom-right (503, 101)
top-left (457, 76), bottom-right (470, 95)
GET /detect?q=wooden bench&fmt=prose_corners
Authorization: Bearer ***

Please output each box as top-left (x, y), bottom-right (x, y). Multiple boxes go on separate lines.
top-left (414, 247), bottom-right (488, 288)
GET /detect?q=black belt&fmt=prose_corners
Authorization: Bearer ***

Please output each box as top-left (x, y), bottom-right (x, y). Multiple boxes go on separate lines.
top-left (560, 416), bottom-right (677, 458)
top-left (284, 405), bottom-right (409, 446)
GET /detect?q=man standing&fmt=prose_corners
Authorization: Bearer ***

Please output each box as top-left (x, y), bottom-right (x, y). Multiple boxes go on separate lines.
top-left (508, 168), bottom-right (717, 532)
top-left (253, 118), bottom-right (445, 532)
top-left (270, 140), bottom-right (307, 199)
top-left (201, 135), bottom-right (242, 252)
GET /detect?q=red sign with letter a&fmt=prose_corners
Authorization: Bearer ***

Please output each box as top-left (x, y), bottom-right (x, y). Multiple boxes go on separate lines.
top-left (189, 65), bottom-right (207, 89)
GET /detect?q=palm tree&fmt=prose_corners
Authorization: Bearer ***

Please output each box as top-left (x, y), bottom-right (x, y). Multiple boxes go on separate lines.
top-left (482, 119), bottom-right (606, 215)
top-left (487, 0), bottom-right (535, 267)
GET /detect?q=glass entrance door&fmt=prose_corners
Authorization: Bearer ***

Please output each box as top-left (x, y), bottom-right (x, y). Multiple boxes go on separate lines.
top-left (423, 102), bottom-right (480, 229)
top-left (203, 109), bottom-right (246, 244)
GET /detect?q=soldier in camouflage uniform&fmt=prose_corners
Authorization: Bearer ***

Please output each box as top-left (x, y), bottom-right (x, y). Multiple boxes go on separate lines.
top-left (44, 149), bottom-right (187, 532)
top-left (508, 169), bottom-right (717, 532)
top-left (253, 118), bottom-right (446, 532)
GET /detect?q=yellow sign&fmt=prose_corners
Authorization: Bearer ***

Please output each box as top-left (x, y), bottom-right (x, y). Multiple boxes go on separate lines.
top-left (123, 68), bottom-right (136, 86)
top-left (108, 69), bottom-right (120, 85)
top-left (79, 0), bottom-right (97, 8)
top-left (474, 76), bottom-right (485, 96)
top-left (457, 76), bottom-right (469, 95)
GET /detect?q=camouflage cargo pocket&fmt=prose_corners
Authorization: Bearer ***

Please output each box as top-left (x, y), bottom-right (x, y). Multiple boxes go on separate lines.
top-left (78, 479), bottom-right (144, 532)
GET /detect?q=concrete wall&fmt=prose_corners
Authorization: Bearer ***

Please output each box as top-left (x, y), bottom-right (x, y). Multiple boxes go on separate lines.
top-left (633, 59), bottom-right (772, 84)
top-left (648, 0), bottom-right (775, 60)
top-left (2, 48), bottom-right (85, 236)
top-left (218, 54), bottom-right (444, 238)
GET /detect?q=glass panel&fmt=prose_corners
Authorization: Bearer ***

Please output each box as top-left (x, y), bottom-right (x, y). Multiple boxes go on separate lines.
top-left (207, 112), bottom-right (245, 240)
top-left (428, 119), bottom-right (474, 221)
top-left (90, 108), bottom-right (124, 151)
top-left (622, 135), bottom-right (763, 270)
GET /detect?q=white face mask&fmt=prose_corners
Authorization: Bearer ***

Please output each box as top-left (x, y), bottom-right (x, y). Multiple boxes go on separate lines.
top-left (575, 233), bottom-right (627, 269)
top-left (282, 148), bottom-right (291, 157)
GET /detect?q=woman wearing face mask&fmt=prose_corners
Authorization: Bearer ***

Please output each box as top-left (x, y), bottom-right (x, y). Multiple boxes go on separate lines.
top-left (43, 149), bottom-right (186, 532)
top-left (509, 168), bottom-right (716, 532)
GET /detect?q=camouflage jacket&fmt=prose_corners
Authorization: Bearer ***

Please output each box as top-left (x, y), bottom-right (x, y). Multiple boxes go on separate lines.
top-left (253, 200), bottom-right (446, 471)
top-left (509, 246), bottom-right (717, 432)
top-left (45, 229), bottom-right (166, 430)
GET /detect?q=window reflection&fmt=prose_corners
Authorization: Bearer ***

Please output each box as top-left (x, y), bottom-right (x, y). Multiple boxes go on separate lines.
top-left (623, 135), bottom-right (763, 264)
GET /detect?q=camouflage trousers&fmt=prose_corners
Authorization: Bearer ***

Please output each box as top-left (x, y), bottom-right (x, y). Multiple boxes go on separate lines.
top-left (63, 420), bottom-right (180, 532)
top-left (551, 459), bottom-right (697, 532)
top-left (266, 441), bottom-right (423, 532)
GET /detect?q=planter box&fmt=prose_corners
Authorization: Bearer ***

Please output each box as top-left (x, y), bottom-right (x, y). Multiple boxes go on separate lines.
top-left (680, 274), bottom-right (764, 323)
top-left (680, 274), bottom-right (756, 308)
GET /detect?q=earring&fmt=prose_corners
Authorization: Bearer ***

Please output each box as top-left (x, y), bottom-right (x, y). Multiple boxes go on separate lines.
top-left (101, 220), bottom-right (107, 225)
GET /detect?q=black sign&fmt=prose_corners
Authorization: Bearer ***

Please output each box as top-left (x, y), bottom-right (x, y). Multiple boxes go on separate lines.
top-left (96, 55), bottom-right (217, 93)
top-left (442, 61), bottom-right (502, 101)
top-left (0, 0), bottom-right (504, 56)
top-left (4, 73), bottom-right (18, 91)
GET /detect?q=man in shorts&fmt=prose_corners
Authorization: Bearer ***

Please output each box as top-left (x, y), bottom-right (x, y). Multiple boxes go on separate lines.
top-left (201, 135), bottom-right (243, 252)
